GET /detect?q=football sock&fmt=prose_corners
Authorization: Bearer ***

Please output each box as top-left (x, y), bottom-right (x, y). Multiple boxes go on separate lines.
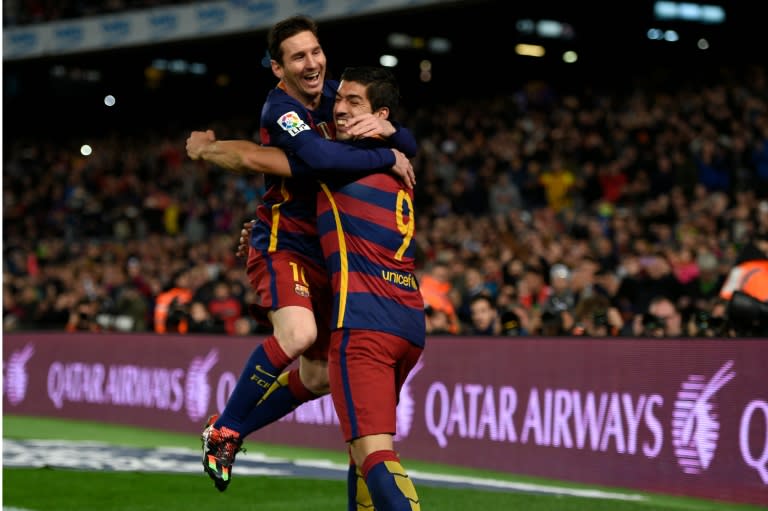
top-left (361, 450), bottom-right (420, 511)
top-left (347, 451), bottom-right (373, 510)
top-left (241, 369), bottom-right (321, 435)
top-left (216, 336), bottom-right (292, 432)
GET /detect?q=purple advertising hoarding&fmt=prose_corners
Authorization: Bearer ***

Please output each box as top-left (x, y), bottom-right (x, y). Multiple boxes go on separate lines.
top-left (3, 332), bottom-right (766, 506)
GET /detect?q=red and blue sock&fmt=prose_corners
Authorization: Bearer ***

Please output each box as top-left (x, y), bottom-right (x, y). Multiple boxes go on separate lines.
top-left (216, 335), bottom-right (292, 432)
top-left (361, 450), bottom-right (420, 511)
top-left (241, 369), bottom-right (320, 435)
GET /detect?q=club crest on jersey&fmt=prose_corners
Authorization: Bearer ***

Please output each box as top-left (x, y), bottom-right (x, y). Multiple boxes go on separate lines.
top-left (294, 283), bottom-right (310, 297)
top-left (277, 111), bottom-right (310, 136)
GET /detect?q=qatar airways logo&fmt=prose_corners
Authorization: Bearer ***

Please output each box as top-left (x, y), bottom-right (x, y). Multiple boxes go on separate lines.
top-left (4, 343), bottom-right (35, 405)
top-left (28, 349), bottom-right (222, 422)
top-left (394, 356), bottom-right (425, 442)
top-left (425, 383), bottom-right (663, 455)
top-left (185, 350), bottom-right (218, 421)
top-left (672, 361), bottom-right (735, 474)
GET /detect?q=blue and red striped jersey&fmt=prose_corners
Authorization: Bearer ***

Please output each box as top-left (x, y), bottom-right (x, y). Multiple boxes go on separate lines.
top-left (317, 160), bottom-right (426, 348)
top-left (252, 81), bottom-right (399, 265)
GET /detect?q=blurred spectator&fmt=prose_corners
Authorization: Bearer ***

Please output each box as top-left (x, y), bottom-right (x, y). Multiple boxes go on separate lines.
top-left (232, 316), bottom-right (256, 336)
top-left (686, 309), bottom-right (727, 337)
top-left (517, 264), bottom-right (550, 311)
top-left (539, 156), bottom-right (575, 213)
top-left (207, 280), bottom-right (242, 335)
top-left (489, 172), bottom-right (523, 216)
top-left (425, 305), bottom-right (453, 335)
top-left (543, 263), bottom-right (576, 316)
top-left (499, 308), bottom-right (528, 336)
top-left (456, 266), bottom-right (494, 325)
top-left (571, 295), bottom-right (624, 337)
top-left (467, 295), bottom-right (501, 335)
top-left (153, 270), bottom-right (193, 334)
top-left (419, 262), bottom-right (460, 334)
top-left (65, 297), bottom-right (102, 332)
top-left (681, 251), bottom-right (725, 314)
top-left (719, 237), bottom-right (768, 336)
top-left (614, 254), bottom-right (683, 318)
top-left (111, 285), bottom-right (149, 331)
top-left (635, 296), bottom-right (685, 338)
top-left (187, 300), bottom-right (226, 334)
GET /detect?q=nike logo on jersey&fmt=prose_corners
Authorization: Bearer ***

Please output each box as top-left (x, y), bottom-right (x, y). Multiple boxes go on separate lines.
top-left (254, 364), bottom-right (277, 378)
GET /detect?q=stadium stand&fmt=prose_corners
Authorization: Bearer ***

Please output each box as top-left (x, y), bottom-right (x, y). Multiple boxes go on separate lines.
top-left (4, 1), bottom-right (768, 337)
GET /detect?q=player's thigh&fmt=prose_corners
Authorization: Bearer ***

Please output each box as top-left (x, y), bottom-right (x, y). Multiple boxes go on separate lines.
top-left (329, 329), bottom-right (413, 440)
top-left (246, 249), bottom-right (318, 311)
top-left (247, 249), bottom-right (323, 352)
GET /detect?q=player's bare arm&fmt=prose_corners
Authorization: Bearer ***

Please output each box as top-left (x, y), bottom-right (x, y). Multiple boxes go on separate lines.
top-left (186, 130), bottom-right (292, 176)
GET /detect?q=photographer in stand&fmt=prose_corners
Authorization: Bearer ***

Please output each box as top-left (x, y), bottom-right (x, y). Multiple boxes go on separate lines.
top-left (65, 297), bottom-right (102, 332)
top-left (630, 295), bottom-right (685, 338)
top-left (719, 235), bottom-right (768, 337)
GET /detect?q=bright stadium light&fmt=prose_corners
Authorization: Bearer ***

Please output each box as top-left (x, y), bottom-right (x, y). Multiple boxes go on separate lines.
top-left (516, 19), bottom-right (535, 34)
top-left (80, 144), bottom-right (93, 156)
top-left (647, 28), bottom-right (665, 40)
top-left (515, 44), bottom-right (546, 57)
top-left (536, 20), bottom-right (563, 39)
top-left (379, 54), bottom-right (398, 67)
top-left (654, 1), bottom-right (725, 24)
top-left (562, 50), bottom-right (578, 64)
top-left (678, 3), bottom-right (702, 21)
top-left (700, 5), bottom-right (725, 23)
top-left (387, 32), bottom-right (411, 48)
top-left (428, 37), bottom-right (451, 54)
top-left (189, 63), bottom-right (207, 75)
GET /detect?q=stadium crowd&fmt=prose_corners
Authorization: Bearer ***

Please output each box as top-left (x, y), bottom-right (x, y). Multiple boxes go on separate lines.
top-left (4, 63), bottom-right (768, 338)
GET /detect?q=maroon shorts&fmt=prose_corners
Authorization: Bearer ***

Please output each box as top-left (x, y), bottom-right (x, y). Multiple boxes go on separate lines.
top-left (246, 247), bottom-right (332, 361)
top-left (328, 329), bottom-right (423, 441)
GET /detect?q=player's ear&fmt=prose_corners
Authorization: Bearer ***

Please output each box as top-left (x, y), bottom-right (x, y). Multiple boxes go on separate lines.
top-left (374, 107), bottom-right (390, 119)
top-left (270, 60), bottom-right (283, 79)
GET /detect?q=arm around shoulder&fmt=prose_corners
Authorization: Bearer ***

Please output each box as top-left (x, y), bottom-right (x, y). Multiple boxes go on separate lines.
top-left (186, 130), bottom-right (291, 177)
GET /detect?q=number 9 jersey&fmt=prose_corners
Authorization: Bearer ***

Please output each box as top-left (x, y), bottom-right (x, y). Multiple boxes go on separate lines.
top-left (316, 168), bottom-right (426, 349)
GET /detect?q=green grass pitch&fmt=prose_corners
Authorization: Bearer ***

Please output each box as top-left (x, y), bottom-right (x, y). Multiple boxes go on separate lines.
top-left (3, 415), bottom-right (764, 511)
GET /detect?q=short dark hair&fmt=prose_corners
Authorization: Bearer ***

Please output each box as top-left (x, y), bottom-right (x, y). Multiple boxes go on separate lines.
top-left (469, 293), bottom-right (496, 309)
top-left (339, 66), bottom-right (400, 114)
top-left (268, 15), bottom-right (318, 65)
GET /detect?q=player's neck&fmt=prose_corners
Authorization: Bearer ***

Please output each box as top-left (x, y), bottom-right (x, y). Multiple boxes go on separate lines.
top-left (278, 81), bottom-right (322, 111)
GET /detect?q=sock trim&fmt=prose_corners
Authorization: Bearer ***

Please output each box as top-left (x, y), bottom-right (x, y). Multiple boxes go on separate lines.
top-left (263, 335), bottom-right (293, 369)
top-left (360, 449), bottom-right (399, 480)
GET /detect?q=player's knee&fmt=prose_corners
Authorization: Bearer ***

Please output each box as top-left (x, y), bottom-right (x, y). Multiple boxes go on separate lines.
top-left (275, 323), bottom-right (317, 357)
